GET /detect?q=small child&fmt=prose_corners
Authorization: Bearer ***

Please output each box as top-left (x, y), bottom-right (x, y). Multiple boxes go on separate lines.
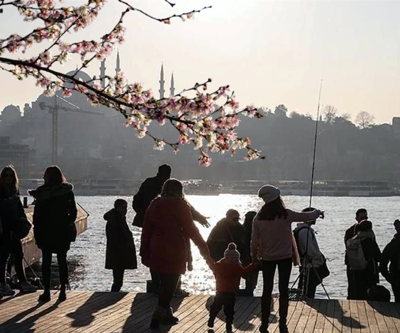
top-left (206, 242), bottom-right (257, 332)
top-left (104, 199), bottom-right (137, 292)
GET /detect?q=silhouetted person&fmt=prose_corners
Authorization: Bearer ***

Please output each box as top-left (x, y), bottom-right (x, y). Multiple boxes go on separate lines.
top-left (140, 179), bottom-right (210, 329)
top-left (293, 207), bottom-right (328, 299)
top-left (380, 219), bottom-right (400, 302)
top-left (0, 165), bottom-right (37, 295)
top-left (207, 209), bottom-right (249, 264)
top-left (104, 199), bottom-right (137, 292)
top-left (252, 185), bottom-right (324, 333)
top-left (30, 166), bottom-right (77, 303)
top-left (133, 164), bottom-right (209, 295)
top-left (242, 211), bottom-right (258, 296)
top-left (206, 243), bottom-right (257, 332)
top-left (346, 220), bottom-right (381, 300)
top-left (344, 208), bottom-right (369, 300)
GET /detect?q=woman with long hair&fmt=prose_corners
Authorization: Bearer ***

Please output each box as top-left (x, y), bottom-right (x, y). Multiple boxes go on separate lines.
top-left (29, 166), bottom-right (77, 302)
top-left (140, 178), bottom-right (210, 329)
top-left (0, 165), bottom-right (37, 295)
top-left (252, 185), bottom-right (324, 333)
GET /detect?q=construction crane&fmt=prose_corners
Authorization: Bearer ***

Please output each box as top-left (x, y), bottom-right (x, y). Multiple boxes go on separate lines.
top-left (39, 94), bottom-right (104, 165)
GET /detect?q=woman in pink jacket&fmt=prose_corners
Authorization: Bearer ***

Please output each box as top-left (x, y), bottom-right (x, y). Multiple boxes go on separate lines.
top-left (251, 185), bottom-right (323, 333)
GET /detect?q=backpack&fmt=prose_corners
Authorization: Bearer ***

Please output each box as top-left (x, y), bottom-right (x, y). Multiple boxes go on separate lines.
top-left (367, 285), bottom-right (391, 302)
top-left (346, 235), bottom-right (368, 270)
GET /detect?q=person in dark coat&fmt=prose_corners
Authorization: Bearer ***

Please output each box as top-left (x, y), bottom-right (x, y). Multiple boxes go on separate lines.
top-left (242, 211), bottom-right (258, 295)
top-left (380, 219), bottom-right (400, 302)
top-left (344, 208), bottom-right (369, 300)
top-left (348, 220), bottom-right (381, 300)
top-left (29, 166), bottom-right (77, 303)
top-left (0, 165), bottom-right (37, 296)
top-left (105, 199), bottom-right (137, 292)
top-left (207, 209), bottom-right (249, 264)
top-left (132, 164), bottom-right (209, 296)
top-left (140, 179), bottom-right (210, 329)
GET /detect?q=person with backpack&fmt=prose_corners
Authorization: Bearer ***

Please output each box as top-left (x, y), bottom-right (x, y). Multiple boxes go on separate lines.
top-left (242, 211), bottom-right (258, 296)
top-left (346, 220), bottom-right (381, 300)
top-left (380, 219), bottom-right (400, 302)
top-left (104, 199), bottom-right (137, 292)
top-left (344, 208), bottom-right (369, 300)
top-left (206, 243), bottom-right (257, 332)
top-left (251, 185), bottom-right (324, 333)
top-left (293, 207), bottom-right (329, 299)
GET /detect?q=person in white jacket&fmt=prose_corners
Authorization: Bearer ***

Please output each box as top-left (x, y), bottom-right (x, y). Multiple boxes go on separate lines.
top-left (293, 207), bottom-right (327, 298)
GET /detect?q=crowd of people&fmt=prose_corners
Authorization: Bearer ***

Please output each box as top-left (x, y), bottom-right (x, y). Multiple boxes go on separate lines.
top-left (0, 163), bottom-right (400, 333)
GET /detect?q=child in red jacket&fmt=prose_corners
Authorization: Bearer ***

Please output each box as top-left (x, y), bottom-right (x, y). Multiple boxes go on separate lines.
top-left (206, 242), bottom-right (257, 332)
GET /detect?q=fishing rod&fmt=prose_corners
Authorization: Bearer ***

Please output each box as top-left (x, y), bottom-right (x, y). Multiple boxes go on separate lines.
top-left (309, 80), bottom-right (323, 207)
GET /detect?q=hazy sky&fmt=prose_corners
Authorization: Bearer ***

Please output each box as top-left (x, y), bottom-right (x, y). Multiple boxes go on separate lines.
top-left (0, 0), bottom-right (399, 124)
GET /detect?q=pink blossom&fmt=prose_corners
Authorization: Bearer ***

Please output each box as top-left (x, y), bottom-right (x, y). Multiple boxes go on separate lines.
top-left (198, 154), bottom-right (211, 167)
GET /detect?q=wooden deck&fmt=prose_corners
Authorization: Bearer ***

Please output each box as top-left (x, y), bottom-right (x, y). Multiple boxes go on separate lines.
top-left (0, 291), bottom-right (400, 332)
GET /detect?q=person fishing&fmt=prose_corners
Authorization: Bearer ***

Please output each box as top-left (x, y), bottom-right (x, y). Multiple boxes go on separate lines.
top-left (251, 185), bottom-right (324, 333)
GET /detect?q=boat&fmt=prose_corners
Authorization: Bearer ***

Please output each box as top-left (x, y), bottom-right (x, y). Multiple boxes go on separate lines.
top-left (21, 203), bottom-right (89, 267)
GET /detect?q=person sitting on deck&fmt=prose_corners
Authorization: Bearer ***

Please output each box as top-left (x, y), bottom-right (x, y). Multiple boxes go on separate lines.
top-left (380, 219), bottom-right (400, 302)
top-left (104, 199), bottom-right (137, 292)
top-left (206, 242), bottom-right (257, 332)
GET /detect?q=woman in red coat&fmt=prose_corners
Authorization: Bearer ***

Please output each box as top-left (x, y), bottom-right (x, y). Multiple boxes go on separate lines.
top-left (140, 178), bottom-right (210, 329)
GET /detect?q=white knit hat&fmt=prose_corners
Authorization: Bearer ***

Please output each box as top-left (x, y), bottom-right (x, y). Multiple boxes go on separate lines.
top-left (224, 243), bottom-right (240, 263)
top-left (258, 185), bottom-right (281, 203)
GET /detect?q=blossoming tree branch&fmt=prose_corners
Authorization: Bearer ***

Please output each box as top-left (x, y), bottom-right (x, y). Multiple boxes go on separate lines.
top-left (0, 0), bottom-right (264, 166)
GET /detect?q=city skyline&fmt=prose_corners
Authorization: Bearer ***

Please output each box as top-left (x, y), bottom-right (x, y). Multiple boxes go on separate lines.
top-left (1, 0), bottom-right (400, 124)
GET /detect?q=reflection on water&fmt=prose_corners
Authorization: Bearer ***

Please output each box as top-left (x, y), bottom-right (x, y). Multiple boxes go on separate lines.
top-left (42, 195), bottom-right (399, 299)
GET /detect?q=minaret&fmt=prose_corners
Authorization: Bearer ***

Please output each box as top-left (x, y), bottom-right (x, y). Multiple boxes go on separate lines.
top-left (100, 59), bottom-right (106, 88)
top-left (170, 73), bottom-right (175, 96)
top-left (159, 64), bottom-right (165, 99)
top-left (116, 50), bottom-right (121, 75)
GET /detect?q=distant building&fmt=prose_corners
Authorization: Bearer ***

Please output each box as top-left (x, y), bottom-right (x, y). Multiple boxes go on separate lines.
top-left (0, 136), bottom-right (32, 177)
top-left (393, 117), bottom-right (400, 140)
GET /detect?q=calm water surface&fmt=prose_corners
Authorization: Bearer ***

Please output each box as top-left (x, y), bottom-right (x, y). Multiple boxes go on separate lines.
top-left (65, 195), bottom-right (399, 300)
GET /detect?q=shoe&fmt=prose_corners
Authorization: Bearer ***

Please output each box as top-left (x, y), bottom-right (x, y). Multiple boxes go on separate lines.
top-left (20, 281), bottom-right (38, 293)
top-left (207, 318), bottom-right (214, 328)
top-left (161, 307), bottom-right (179, 325)
top-left (38, 292), bottom-right (51, 303)
top-left (150, 306), bottom-right (165, 329)
top-left (174, 288), bottom-right (190, 297)
top-left (279, 323), bottom-right (289, 333)
top-left (259, 324), bottom-right (269, 333)
top-left (58, 290), bottom-right (66, 302)
top-left (226, 322), bottom-right (233, 332)
top-left (0, 284), bottom-right (15, 296)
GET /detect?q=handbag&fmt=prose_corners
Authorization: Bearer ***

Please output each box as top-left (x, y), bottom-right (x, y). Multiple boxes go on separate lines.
top-left (67, 222), bottom-right (77, 242)
top-left (317, 260), bottom-right (330, 280)
top-left (12, 217), bottom-right (32, 239)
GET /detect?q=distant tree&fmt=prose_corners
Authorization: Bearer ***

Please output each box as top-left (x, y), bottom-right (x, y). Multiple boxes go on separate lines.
top-left (322, 105), bottom-right (338, 124)
top-left (289, 111), bottom-right (300, 118)
top-left (341, 113), bottom-right (351, 121)
top-left (355, 111), bottom-right (375, 129)
top-left (274, 104), bottom-right (288, 117)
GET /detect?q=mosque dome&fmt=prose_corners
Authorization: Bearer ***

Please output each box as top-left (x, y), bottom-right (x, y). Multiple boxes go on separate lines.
top-left (64, 70), bottom-right (94, 89)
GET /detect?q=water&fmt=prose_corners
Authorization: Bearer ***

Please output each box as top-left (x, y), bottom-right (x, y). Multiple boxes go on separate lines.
top-left (62, 195), bottom-right (399, 300)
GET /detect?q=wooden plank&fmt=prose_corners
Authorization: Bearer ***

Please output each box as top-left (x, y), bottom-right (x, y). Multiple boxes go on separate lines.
top-left (387, 301), bottom-right (400, 332)
top-left (294, 299), bottom-right (312, 332)
top-left (341, 299), bottom-right (352, 333)
top-left (303, 299), bottom-right (319, 333)
top-left (331, 299), bottom-right (342, 333)
top-left (370, 301), bottom-right (389, 333)
top-left (349, 300), bottom-right (361, 333)
top-left (373, 301), bottom-right (398, 333)
top-left (357, 300), bottom-right (371, 333)
top-left (323, 297), bottom-right (335, 333)
top-left (364, 300), bottom-right (380, 333)
top-left (313, 299), bottom-right (328, 333)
